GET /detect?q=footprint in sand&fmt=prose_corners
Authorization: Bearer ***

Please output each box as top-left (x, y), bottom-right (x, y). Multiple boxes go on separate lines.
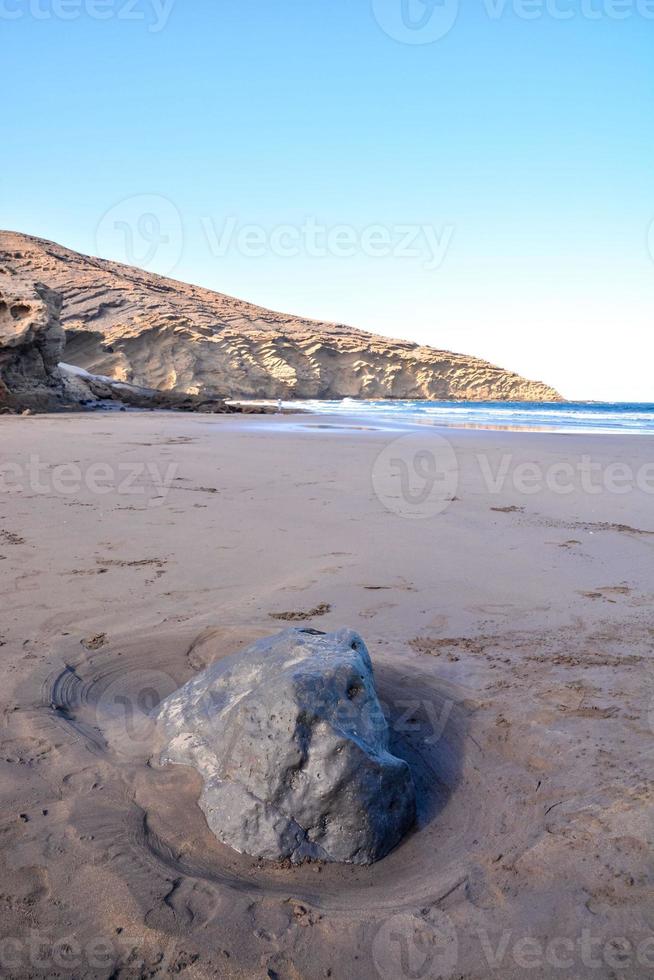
top-left (579, 585), bottom-right (632, 603)
top-left (81, 633), bottom-right (107, 651)
top-left (0, 530), bottom-right (26, 545)
top-left (269, 602), bottom-right (331, 621)
top-left (144, 878), bottom-right (221, 933)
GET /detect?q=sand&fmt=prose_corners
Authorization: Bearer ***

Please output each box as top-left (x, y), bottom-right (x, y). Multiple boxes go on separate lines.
top-left (0, 411), bottom-right (652, 979)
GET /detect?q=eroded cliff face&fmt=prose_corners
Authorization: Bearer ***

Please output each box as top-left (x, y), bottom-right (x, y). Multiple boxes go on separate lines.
top-left (0, 271), bottom-right (238, 414)
top-left (0, 231), bottom-right (562, 402)
top-left (0, 275), bottom-right (70, 411)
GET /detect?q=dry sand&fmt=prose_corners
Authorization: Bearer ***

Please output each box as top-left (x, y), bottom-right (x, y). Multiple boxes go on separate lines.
top-left (0, 411), bottom-right (652, 979)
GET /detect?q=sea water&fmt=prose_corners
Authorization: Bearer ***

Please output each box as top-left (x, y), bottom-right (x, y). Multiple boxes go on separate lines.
top-left (288, 399), bottom-right (654, 435)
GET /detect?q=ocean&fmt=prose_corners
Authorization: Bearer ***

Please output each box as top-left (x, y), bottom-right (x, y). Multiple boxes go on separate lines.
top-left (286, 399), bottom-right (654, 435)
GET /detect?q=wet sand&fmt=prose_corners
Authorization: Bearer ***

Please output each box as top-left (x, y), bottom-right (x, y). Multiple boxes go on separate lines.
top-left (0, 412), bottom-right (653, 979)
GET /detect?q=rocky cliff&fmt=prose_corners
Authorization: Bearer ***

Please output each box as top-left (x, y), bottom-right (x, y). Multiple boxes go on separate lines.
top-left (0, 272), bottom-right (238, 414)
top-left (0, 276), bottom-right (73, 411)
top-left (0, 231), bottom-right (561, 402)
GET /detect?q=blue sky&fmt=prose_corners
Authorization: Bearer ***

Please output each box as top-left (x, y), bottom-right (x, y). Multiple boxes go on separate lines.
top-left (3, 0), bottom-right (653, 400)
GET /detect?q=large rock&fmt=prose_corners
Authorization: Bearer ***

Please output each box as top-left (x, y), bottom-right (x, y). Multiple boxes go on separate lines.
top-left (0, 278), bottom-right (68, 411)
top-left (0, 277), bottom-right (102, 412)
top-left (154, 627), bottom-right (416, 865)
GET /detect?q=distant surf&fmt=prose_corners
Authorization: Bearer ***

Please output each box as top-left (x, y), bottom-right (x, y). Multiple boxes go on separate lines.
top-left (286, 399), bottom-right (654, 435)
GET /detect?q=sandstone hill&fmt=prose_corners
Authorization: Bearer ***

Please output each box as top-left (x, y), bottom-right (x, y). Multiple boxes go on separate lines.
top-left (0, 231), bottom-right (561, 402)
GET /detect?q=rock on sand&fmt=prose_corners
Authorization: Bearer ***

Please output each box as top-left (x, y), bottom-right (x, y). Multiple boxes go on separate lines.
top-left (154, 627), bottom-right (416, 865)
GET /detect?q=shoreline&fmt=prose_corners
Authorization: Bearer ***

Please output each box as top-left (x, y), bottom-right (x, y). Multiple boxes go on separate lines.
top-left (8, 394), bottom-right (654, 436)
top-left (229, 398), bottom-right (654, 436)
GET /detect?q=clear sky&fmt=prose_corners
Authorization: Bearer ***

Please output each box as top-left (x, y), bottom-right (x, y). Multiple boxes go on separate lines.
top-left (3, 0), bottom-right (653, 401)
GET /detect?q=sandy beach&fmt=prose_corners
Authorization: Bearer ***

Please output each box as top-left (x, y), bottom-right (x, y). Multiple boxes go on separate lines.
top-left (1, 411), bottom-right (652, 979)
